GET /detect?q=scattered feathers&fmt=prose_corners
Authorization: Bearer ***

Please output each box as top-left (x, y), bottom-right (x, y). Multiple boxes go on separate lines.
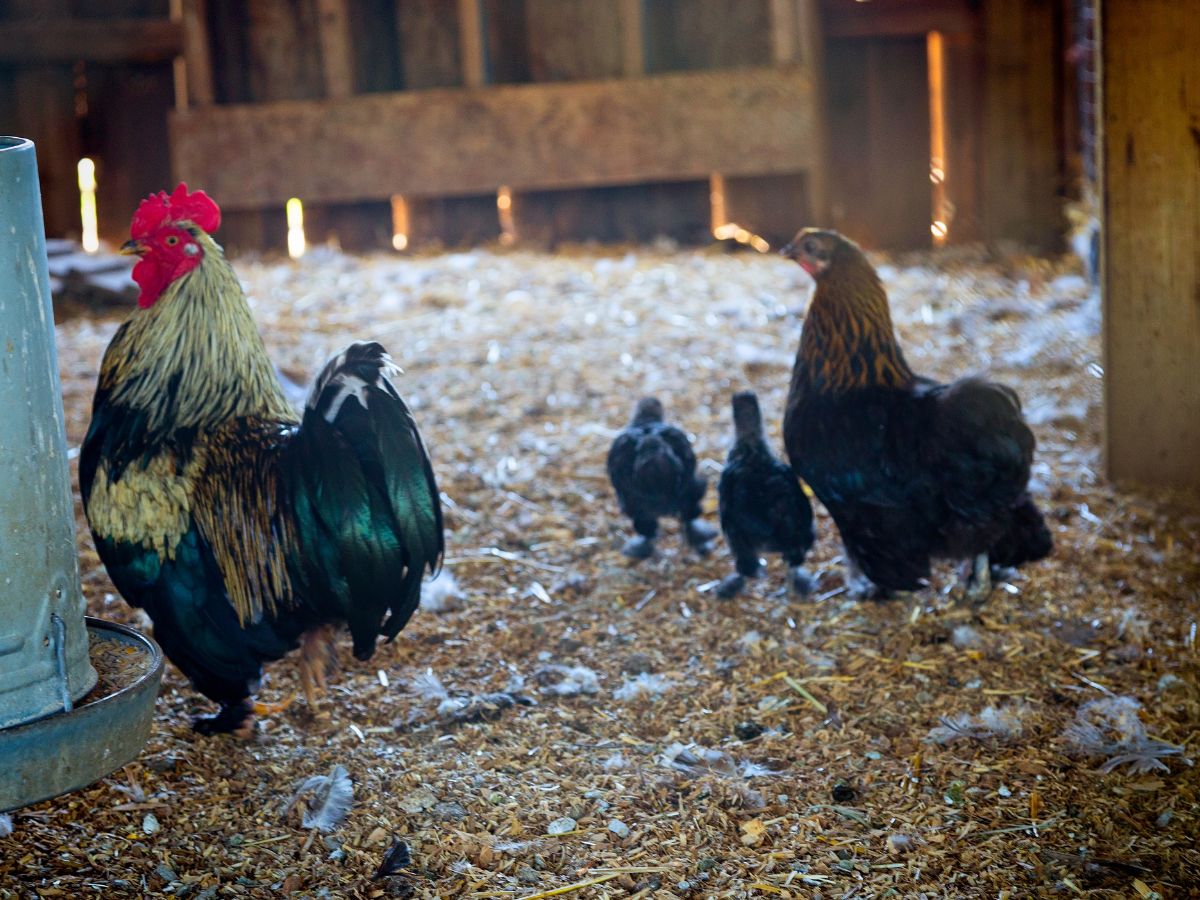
top-left (533, 664), bottom-right (600, 696)
top-left (1061, 696), bottom-right (1191, 775)
top-left (285, 764), bottom-right (353, 832)
top-left (613, 672), bottom-right (673, 701)
top-left (926, 703), bottom-right (1031, 745)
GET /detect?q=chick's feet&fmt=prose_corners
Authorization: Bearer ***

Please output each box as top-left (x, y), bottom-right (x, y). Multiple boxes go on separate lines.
top-left (192, 699), bottom-right (254, 738)
top-left (684, 519), bottom-right (718, 556)
top-left (716, 573), bottom-right (747, 600)
top-left (789, 566), bottom-right (815, 598)
top-left (622, 535), bottom-right (656, 559)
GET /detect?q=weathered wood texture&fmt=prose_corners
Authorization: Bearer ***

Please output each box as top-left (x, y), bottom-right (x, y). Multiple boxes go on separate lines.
top-left (644, 0), bottom-right (770, 72)
top-left (396, 0), bottom-right (462, 89)
top-left (1101, 0), bottom-right (1200, 489)
top-left (821, 0), bottom-right (976, 38)
top-left (981, 0), bottom-right (1062, 248)
top-left (825, 36), bottom-right (931, 249)
top-left (170, 66), bottom-right (819, 209)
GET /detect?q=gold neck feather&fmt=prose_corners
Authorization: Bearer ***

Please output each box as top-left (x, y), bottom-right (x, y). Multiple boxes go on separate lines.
top-left (793, 255), bottom-right (915, 394)
top-left (102, 232), bottom-right (297, 431)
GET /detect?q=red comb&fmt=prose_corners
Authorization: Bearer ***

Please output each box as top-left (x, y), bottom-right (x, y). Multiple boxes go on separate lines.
top-left (130, 183), bottom-right (221, 238)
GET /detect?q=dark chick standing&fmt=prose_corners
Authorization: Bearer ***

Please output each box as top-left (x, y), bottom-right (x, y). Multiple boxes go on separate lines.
top-left (607, 397), bottom-right (717, 559)
top-left (780, 228), bottom-right (1051, 601)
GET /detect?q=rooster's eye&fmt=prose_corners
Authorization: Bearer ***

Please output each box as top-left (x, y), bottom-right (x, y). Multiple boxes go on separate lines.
top-left (165, 235), bottom-right (180, 246)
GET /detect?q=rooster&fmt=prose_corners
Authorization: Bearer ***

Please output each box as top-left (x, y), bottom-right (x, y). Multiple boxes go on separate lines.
top-left (606, 397), bottom-right (716, 559)
top-left (780, 228), bottom-right (1051, 601)
top-left (80, 184), bottom-right (444, 735)
top-left (716, 391), bottom-right (815, 600)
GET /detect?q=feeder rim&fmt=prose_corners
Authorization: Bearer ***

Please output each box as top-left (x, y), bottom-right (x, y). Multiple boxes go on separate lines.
top-left (0, 136), bottom-right (34, 153)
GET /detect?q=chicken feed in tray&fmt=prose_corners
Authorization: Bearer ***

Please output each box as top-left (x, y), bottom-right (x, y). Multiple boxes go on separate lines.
top-left (6, 243), bottom-right (1198, 897)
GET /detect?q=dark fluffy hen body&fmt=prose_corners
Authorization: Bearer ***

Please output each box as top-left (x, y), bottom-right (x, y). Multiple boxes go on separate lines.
top-left (716, 391), bottom-right (815, 599)
top-left (781, 228), bottom-right (1051, 596)
top-left (606, 397), bottom-right (715, 558)
top-left (82, 198), bottom-right (442, 734)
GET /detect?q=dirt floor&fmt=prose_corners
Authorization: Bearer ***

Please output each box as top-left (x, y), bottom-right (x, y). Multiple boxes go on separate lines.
top-left (4, 243), bottom-right (1199, 898)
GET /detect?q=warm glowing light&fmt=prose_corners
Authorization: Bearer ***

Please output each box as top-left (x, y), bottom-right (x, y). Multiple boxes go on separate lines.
top-left (713, 223), bottom-right (738, 240)
top-left (286, 197), bottom-right (306, 259)
top-left (927, 31), bottom-right (948, 246)
top-left (709, 173), bottom-right (727, 235)
top-left (77, 158), bottom-right (99, 253)
top-left (712, 221), bottom-right (770, 253)
top-left (497, 186), bottom-right (516, 245)
top-left (391, 194), bottom-right (410, 251)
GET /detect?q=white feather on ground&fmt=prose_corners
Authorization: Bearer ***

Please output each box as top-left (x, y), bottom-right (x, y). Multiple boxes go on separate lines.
top-left (420, 570), bottom-right (466, 613)
top-left (285, 764), bottom-right (353, 832)
top-left (613, 672), bottom-right (673, 701)
top-left (1061, 696), bottom-right (1191, 775)
top-left (926, 704), bottom-right (1032, 745)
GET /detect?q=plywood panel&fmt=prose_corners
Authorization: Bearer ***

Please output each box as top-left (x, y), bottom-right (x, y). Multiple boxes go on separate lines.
top-left (170, 66), bottom-right (820, 209)
top-left (981, 0), bottom-right (1061, 248)
top-left (825, 36), bottom-right (930, 249)
top-left (1101, 0), bottom-right (1200, 488)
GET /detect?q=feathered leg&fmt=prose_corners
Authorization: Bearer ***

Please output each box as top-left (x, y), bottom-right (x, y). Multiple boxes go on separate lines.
top-left (681, 477), bottom-right (717, 556)
top-left (784, 551), bottom-right (814, 598)
top-left (963, 552), bottom-right (992, 605)
top-left (192, 700), bottom-right (255, 738)
top-left (623, 516), bottom-right (658, 559)
top-left (717, 535), bottom-right (762, 600)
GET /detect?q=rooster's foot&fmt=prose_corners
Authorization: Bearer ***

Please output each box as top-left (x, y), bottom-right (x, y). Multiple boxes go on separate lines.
top-left (684, 519), bottom-right (718, 556)
top-left (963, 553), bottom-right (993, 605)
top-left (192, 699), bottom-right (255, 738)
top-left (622, 535), bottom-right (656, 559)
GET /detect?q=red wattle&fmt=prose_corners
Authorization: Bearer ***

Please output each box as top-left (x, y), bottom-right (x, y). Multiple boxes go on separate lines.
top-left (132, 257), bottom-right (173, 309)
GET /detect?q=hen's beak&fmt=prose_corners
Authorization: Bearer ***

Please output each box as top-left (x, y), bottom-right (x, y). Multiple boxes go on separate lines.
top-left (119, 239), bottom-right (146, 256)
top-left (780, 242), bottom-right (798, 260)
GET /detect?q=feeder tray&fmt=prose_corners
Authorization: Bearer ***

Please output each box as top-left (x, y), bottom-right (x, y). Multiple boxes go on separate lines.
top-left (0, 618), bottom-right (163, 813)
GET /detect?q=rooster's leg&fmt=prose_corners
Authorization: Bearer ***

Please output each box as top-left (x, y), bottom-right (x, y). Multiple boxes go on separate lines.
top-left (623, 516), bottom-right (658, 559)
top-left (963, 552), bottom-right (992, 605)
top-left (788, 566), bottom-right (815, 598)
top-left (299, 624), bottom-right (338, 708)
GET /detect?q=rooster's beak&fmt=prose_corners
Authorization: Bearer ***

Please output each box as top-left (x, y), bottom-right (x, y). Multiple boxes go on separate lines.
top-left (119, 239), bottom-right (146, 256)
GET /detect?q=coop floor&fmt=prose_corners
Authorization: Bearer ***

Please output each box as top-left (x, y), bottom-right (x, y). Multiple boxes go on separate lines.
top-left (6, 244), bottom-right (1198, 897)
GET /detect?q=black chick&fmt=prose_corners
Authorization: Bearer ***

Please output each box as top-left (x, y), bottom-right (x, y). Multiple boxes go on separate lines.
top-left (716, 391), bottom-right (816, 599)
top-left (607, 397), bottom-right (717, 559)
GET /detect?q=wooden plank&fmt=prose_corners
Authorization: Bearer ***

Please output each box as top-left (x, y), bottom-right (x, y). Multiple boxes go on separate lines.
top-left (315, 0), bottom-right (355, 97)
top-left (524, 0), bottom-right (623, 82)
top-left (170, 66), bottom-right (820, 209)
top-left (0, 18), bottom-right (182, 64)
top-left (942, 29), bottom-right (983, 241)
top-left (821, 0), bottom-right (977, 38)
top-left (457, 0), bottom-right (486, 86)
top-left (1101, 0), bottom-right (1200, 488)
top-left (644, 0), bottom-right (770, 73)
top-left (795, 0), bottom-right (829, 223)
top-left (396, 0), bottom-right (462, 88)
top-left (176, 0), bottom-right (214, 106)
top-left (980, 0), bottom-right (1061, 247)
top-left (618, 0), bottom-right (645, 77)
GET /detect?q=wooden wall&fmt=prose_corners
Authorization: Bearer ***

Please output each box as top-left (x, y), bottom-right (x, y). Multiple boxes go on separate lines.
top-left (1101, 0), bottom-right (1200, 489)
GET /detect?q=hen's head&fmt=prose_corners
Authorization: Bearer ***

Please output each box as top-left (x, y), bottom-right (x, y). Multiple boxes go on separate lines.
top-left (730, 390), bottom-right (763, 441)
top-left (121, 183), bottom-right (221, 308)
top-left (780, 228), bottom-right (860, 280)
top-left (632, 396), bottom-right (665, 426)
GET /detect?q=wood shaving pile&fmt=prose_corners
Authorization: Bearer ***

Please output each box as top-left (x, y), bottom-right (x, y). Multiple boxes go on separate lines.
top-left (5, 243), bottom-right (1197, 898)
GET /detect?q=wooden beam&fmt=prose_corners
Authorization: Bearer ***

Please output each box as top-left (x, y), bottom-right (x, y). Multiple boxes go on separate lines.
top-left (316, 0), bottom-right (356, 98)
top-left (618, 0), bottom-right (645, 76)
top-left (0, 18), bottom-right (182, 64)
top-left (170, 67), bottom-right (819, 208)
top-left (795, 0), bottom-right (829, 223)
top-left (1101, 0), bottom-right (1200, 488)
top-left (822, 0), bottom-right (977, 39)
top-left (769, 0), bottom-right (798, 65)
top-left (457, 0), bottom-right (486, 87)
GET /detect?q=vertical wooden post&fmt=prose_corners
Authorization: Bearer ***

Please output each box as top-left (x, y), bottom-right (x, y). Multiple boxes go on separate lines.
top-left (316, 0), bottom-right (356, 98)
top-left (618, 0), bottom-right (645, 77)
top-left (175, 0), bottom-right (214, 108)
top-left (457, 0), bottom-right (487, 87)
top-left (1100, 0), bottom-right (1200, 488)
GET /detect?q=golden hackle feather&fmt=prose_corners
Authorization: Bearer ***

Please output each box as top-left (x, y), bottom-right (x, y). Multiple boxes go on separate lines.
top-left (93, 225), bottom-right (302, 625)
top-left (793, 238), bottom-right (915, 394)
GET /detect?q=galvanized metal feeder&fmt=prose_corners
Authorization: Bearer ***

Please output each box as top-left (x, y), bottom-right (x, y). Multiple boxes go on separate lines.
top-left (0, 136), bottom-right (163, 814)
